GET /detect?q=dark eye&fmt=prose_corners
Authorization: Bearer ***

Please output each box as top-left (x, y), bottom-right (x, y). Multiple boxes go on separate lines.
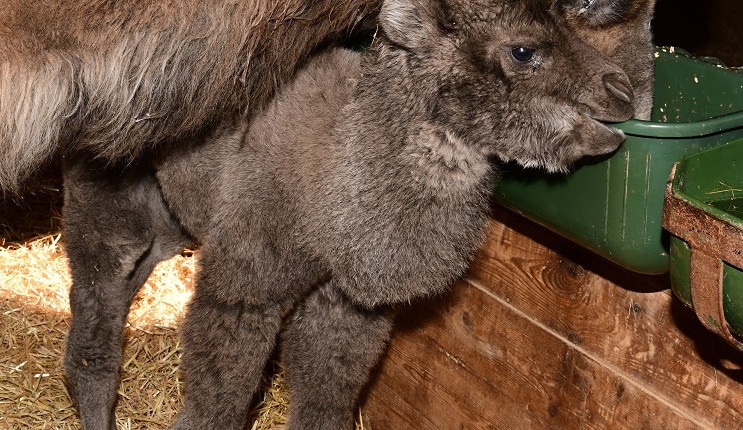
top-left (511, 47), bottom-right (534, 62)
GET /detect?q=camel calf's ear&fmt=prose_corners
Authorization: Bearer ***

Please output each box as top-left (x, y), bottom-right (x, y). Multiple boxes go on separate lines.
top-left (380, 0), bottom-right (434, 50)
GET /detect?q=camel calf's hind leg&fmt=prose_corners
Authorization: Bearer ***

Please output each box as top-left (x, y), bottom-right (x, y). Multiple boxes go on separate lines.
top-left (62, 156), bottom-right (191, 430)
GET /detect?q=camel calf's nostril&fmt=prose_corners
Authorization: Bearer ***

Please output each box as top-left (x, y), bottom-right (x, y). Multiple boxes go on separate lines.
top-left (603, 73), bottom-right (634, 104)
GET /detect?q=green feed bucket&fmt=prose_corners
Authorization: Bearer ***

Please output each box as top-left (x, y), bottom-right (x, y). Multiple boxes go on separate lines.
top-left (494, 47), bottom-right (743, 274)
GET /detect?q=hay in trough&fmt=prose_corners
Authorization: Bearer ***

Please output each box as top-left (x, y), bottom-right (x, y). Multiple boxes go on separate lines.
top-left (0, 231), bottom-right (369, 429)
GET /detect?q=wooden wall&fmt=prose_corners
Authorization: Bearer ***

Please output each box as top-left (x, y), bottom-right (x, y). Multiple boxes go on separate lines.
top-left (361, 206), bottom-right (743, 429)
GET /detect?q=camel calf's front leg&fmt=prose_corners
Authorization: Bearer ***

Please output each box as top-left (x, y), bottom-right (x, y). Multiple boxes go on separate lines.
top-left (171, 236), bottom-right (326, 430)
top-left (281, 281), bottom-right (393, 430)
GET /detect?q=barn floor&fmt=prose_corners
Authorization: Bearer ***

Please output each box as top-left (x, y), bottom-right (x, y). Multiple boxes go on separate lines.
top-left (0, 237), bottom-right (300, 430)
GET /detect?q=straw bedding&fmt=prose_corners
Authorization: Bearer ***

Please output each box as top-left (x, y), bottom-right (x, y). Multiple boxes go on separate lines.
top-left (0, 178), bottom-right (368, 429)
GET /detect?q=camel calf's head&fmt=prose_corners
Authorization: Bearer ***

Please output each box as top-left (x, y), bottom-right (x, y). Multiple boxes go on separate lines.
top-left (379, 0), bottom-right (640, 172)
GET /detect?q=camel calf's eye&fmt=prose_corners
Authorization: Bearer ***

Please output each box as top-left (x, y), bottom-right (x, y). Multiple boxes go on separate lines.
top-left (511, 47), bottom-right (535, 62)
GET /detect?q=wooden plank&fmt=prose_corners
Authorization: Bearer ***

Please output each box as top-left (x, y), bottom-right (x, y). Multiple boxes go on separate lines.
top-left (464, 207), bottom-right (743, 429)
top-left (362, 281), bottom-right (706, 430)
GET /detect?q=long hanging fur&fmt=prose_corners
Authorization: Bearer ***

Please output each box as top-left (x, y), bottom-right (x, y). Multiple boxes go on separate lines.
top-left (0, 0), bottom-right (382, 194)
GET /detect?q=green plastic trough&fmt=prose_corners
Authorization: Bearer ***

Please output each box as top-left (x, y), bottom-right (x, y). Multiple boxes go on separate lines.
top-left (494, 47), bottom-right (743, 274)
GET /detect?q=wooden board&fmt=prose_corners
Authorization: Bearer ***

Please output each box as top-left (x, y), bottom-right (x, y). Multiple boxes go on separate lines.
top-left (361, 207), bottom-right (743, 429)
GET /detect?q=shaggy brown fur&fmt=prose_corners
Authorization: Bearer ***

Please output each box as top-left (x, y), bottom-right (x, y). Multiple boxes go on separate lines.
top-left (0, 0), bottom-right (381, 194)
top-left (0, 0), bottom-right (654, 195)
top-left (62, 0), bottom-right (648, 428)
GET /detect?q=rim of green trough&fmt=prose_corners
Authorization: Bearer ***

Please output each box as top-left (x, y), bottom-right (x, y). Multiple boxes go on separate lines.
top-left (615, 111), bottom-right (743, 138)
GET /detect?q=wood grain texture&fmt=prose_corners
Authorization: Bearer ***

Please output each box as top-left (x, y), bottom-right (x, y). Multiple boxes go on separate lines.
top-left (469, 208), bottom-right (743, 428)
top-left (363, 282), bottom-right (705, 429)
top-left (361, 207), bottom-right (743, 429)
